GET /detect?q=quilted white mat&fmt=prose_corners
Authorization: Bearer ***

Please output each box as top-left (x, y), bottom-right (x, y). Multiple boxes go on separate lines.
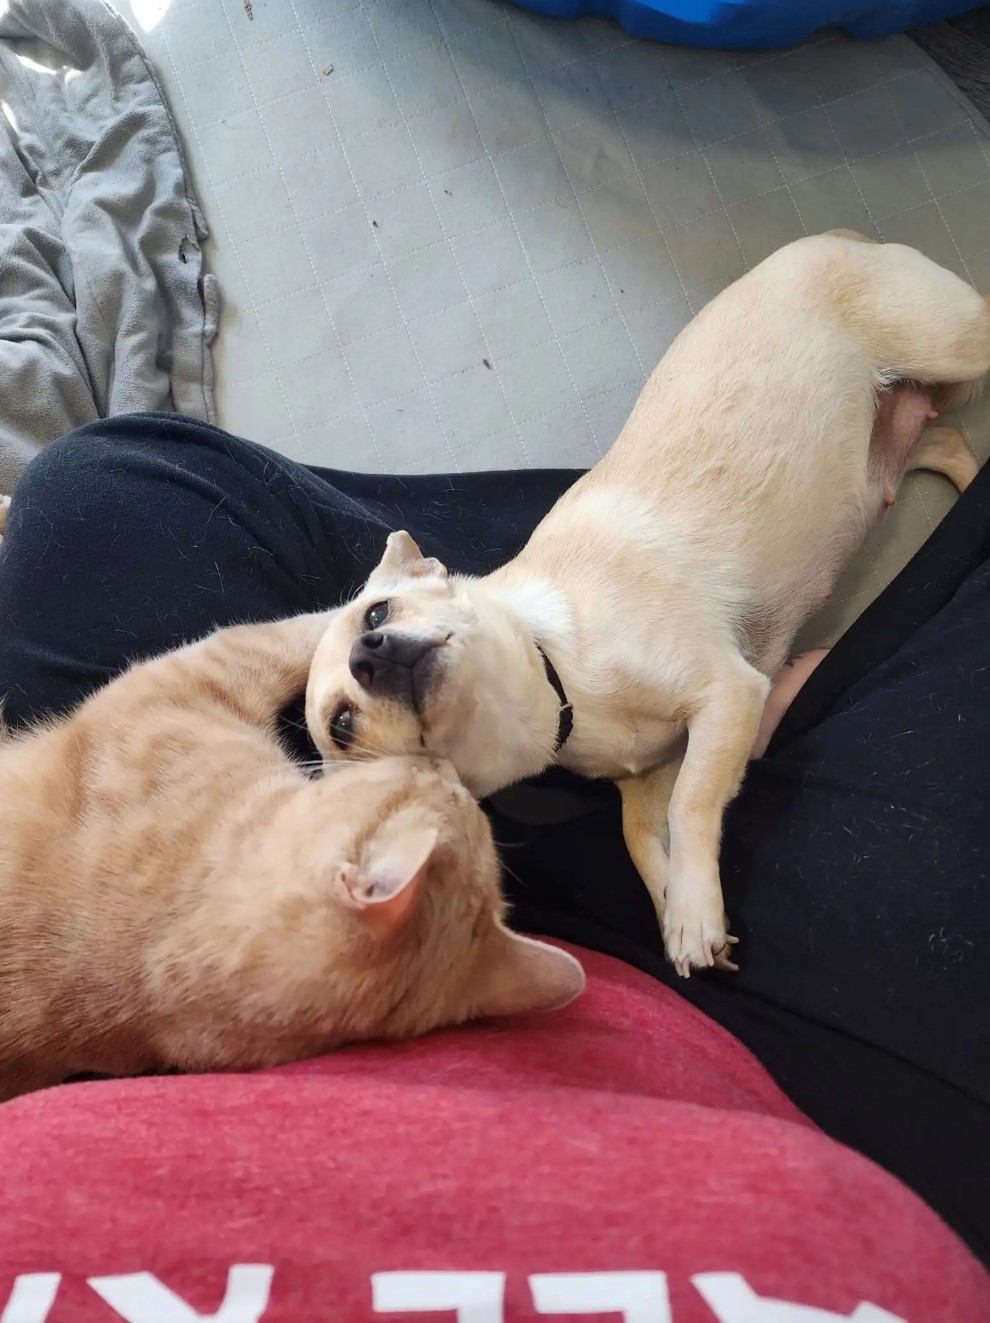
top-left (121, 0), bottom-right (990, 638)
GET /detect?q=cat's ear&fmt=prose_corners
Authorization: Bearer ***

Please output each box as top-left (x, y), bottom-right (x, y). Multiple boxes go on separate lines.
top-left (472, 931), bottom-right (585, 1019)
top-left (368, 531), bottom-right (448, 587)
top-left (341, 825), bottom-right (437, 934)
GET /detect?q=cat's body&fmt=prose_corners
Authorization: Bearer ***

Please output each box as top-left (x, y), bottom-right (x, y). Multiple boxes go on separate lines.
top-left (0, 610), bottom-right (582, 1102)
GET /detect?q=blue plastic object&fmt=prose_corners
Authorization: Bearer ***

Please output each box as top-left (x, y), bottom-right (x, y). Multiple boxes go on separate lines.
top-left (506, 0), bottom-right (980, 50)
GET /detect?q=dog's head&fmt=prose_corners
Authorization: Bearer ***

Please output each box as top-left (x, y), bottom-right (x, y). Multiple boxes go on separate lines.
top-left (305, 532), bottom-right (560, 797)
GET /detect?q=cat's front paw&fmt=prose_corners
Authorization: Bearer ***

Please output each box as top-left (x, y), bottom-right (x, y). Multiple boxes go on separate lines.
top-left (663, 897), bottom-right (738, 978)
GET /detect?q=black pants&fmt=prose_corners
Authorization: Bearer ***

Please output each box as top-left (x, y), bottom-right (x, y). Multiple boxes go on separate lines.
top-left (2, 413), bottom-right (988, 1262)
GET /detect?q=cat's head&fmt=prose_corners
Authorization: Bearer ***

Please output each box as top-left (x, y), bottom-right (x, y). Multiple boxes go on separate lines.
top-left (266, 755), bottom-right (584, 1044)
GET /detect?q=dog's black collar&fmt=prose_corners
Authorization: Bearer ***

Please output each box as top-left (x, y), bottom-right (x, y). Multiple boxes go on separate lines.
top-left (536, 643), bottom-right (573, 754)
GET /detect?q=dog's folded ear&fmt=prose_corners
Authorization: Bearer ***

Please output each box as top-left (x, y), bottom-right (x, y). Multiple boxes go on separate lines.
top-left (369, 530), bottom-right (449, 587)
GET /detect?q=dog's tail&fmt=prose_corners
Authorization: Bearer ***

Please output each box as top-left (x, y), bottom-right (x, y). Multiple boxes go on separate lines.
top-left (826, 233), bottom-right (990, 390)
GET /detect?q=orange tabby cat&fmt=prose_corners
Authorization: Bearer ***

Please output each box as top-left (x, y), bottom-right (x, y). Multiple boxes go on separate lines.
top-left (0, 608), bottom-right (583, 1102)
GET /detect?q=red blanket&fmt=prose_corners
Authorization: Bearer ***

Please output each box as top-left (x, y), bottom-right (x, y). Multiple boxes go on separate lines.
top-left (0, 946), bottom-right (985, 1321)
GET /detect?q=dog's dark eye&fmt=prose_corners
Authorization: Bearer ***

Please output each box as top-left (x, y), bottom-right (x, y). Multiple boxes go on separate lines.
top-left (330, 706), bottom-right (355, 751)
top-left (364, 600), bottom-right (389, 631)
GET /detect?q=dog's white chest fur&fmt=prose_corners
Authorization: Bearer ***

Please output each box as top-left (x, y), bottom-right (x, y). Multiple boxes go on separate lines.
top-left (489, 520), bottom-right (702, 779)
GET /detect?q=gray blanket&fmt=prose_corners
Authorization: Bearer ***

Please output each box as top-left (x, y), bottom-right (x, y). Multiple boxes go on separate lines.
top-left (0, 0), bottom-right (217, 493)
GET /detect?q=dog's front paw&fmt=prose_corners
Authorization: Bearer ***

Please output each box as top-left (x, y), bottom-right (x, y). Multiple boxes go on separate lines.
top-left (663, 900), bottom-right (738, 978)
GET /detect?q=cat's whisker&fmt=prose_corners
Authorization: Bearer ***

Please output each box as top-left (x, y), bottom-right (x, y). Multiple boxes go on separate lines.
top-left (262, 762), bottom-right (336, 782)
top-left (494, 855), bottom-right (525, 889)
top-left (350, 744), bottom-right (404, 763)
top-left (279, 718), bottom-right (311, 736)
top-left (278, 731), bottom-right (484, 790)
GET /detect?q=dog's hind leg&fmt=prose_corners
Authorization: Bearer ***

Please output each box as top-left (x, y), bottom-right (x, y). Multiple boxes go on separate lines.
top-left (908, 425), bottom-right (980, 493)
top-left (836, 239), bottom-right (990, 388)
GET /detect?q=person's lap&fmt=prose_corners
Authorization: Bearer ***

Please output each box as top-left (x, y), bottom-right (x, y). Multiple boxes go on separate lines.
top-left (1, 411), bottom-right (988, 1261)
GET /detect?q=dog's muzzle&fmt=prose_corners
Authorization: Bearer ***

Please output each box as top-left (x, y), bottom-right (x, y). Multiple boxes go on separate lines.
top-left (349, 630), bottom-right (438, 708)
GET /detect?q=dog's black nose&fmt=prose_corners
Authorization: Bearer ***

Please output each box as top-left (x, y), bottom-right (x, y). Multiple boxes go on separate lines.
top-left (349, 630), bottom-right (434, 696)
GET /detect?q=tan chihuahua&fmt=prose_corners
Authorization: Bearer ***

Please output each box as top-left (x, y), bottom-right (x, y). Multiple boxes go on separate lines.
top-left (306, 232), bottom-right (986, 975)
